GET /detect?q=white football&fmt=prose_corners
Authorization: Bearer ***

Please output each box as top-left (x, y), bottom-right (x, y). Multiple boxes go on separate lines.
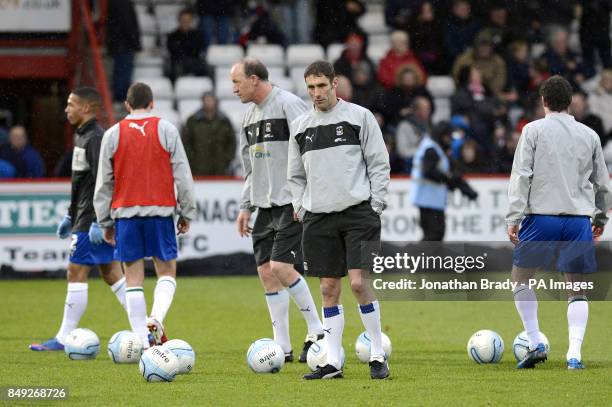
top-left (512, 331), bottom-right (550, 361)
top-left (467, 329), bottom-right (504, 364)
top-left (164, 339), bottom-right (196, 374)
top-left (306, 339), bottom-right (345, 371)
top-left (107, 330), bottom-right (143, 364)
top-left (64, 328), bottom-right (100, 360)
top-left (139, 345), bottom-right (180, 382)
top-left (354, 331), bottom-right (392, 363)
top-left (246, 338), bottom-right (285, 373)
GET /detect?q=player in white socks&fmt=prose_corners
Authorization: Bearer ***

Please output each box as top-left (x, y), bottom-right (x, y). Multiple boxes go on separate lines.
top-left (233, 58), bottom-right (325, 362)
top-left (30, 87), bottom-right (127, 352)
top-left (507, 75), bottom-right (612, 369)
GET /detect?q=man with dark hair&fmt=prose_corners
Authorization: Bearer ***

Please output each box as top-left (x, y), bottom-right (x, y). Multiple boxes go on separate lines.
top-left (30, 87), bottom-right (127, 352)
top-left (166, 8), bottom-right (209, 82)
top-left (507, 75), bottom-right (612, 370)
top-left (231, 58), bottom-right (324, 363)
top-left (94, 82), bottom-right (196, 349)
top-left (288, 60), bottom-right (391, 380)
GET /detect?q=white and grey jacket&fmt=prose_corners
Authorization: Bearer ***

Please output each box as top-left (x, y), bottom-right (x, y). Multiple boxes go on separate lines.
top-left (94, 112), bottom-right (197, 228)
top-left (239, 86), bottom-right (309, 211)
top-left (288, 99), bottom-right (390, 215)
top-left (507, 112), bottom-right (612, 226)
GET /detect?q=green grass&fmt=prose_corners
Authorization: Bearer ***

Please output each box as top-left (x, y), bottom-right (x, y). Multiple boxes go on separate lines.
top-left (2, 277), bottom-right (612, 406)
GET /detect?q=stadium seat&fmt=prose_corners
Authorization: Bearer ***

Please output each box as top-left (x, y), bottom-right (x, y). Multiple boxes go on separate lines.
top-left (135, 77), bottom-right (174, 99)
top-left (178, 99), bottom-right (202, 123)
top-left (426, 76), bottom-right (456, 98)
top-left (246, 44), bottom-right (285, 67)
top-left (207, 45), bottom-right (244, 67)
top-left (369, 34), bottom-right (391, 47)
top-left (219, 99), bottom-right (249, 131)
top-left (290, 67), bottom-right (308, 97)
top-left (140, 35), bottom-right (158, 53)
top-left (152, 109), bottom-right (182, 129)
top-left (267, 66), bottom-right (286, 81)
top-left (271, 76), bottom-right (295, 93)
top-left (286, 44), bottom-right (325, 67)
top-left (136, 9), bottom-right (157, 35)
top-left (135, 53), bottom-right (164, 68)
top-left (215, 80), bottom-right (235, 99)
top-left (326, 43), bottom-right (345, 64)
top-left (359, 12), bottom-right (389, 36)
top-left (431, 98), bottom-right (451, 124)
top-left (175, 76), bottom-right (214, 99)
top-left (215, 66), bottom-right (232, 85)
top-left (153, 99), bottom-right (174, 112)
top-left (155, 5), bottom-right (182, 34)
top-left (133, 66), bottom-right (164, 79)
top-left (366, 44), bottom-right (388, 66)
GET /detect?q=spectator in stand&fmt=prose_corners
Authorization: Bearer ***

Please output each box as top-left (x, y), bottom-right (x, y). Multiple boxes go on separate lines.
top-left (479, 2), bottom-right (518, 58)
top-left (384, 134), bottom-right (406, 175)
top-left (196, 0), bottom-right (239, 48)
top-left (408, 1), bottom-right (445, 75)
top-left (527, 57), bottom-right (551, 93)
top-left (333, 32), bottom-right (375, 82)
top-left (588, 70), bottom-right (612, 140)
top-left (240, 4), bottom-right (286, 46)
top-left (571, 90), bottom-right (606, 145)
top-left (452, 30), bottom-right (507, 98)
top-left (451, 65), bottom-right (505, 154)
top-left (493, 129), bottom-right (520, 173)
top-left (269, 0), bottom-right (313, 44)
top-left (383, 65), bottom-right (434, 126)
top-left (106, 0), bottom-right (141, 102)
top-left (578, 0), bottom-right (611, 77)
top-left (384, 0), bottom-right (420, 31)
top-left (52, 150), bottom-right (73, 178)
top-left (395, 96), bottom-right (432, 173)
top-left (506, 40), bottom-right (531, 106)
top-left (167, 9), bottom-right (210, 82)
top-left (377, 30), bottom-right (427, 90)
top-left (352, 61), bottom-right (385, 113)
top-left (443, 0), bottom-right (480, 67)
top-left (455, 139), bottom-right (488, 173)
top-left (542, 26), bottom-right (586, 88)
top-left (182, 92), bottom-right (236, 176)
top-left (0, 125), bottom-right (45, 178)
top-left (313, 0), bottom-right (366, 48)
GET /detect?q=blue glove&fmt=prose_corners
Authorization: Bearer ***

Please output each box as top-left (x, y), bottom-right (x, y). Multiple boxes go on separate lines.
top-left (56, 215), bottom-right (72, 239)
top-left (88, 222), bottom-right (104, 245)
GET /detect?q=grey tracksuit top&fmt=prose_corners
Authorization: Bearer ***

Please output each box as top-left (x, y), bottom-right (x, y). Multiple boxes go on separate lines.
top-left (506, 112), bottom-right (612, 226)
top-left (239, 86), bottom-right (309, 210)
top-left (288, 98), bottom-right (390, 214)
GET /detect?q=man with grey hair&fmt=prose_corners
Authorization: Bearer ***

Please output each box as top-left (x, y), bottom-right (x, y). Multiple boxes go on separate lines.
top-left (231, 57), bottom-right (324, 363)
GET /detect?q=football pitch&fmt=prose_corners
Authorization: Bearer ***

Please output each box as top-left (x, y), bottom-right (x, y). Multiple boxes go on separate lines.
top-left (2, 277), bottom-right (611, 406)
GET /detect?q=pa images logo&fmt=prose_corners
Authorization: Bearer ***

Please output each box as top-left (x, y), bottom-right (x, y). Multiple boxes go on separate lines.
top-left (251, 145), bottom-right (271, 158)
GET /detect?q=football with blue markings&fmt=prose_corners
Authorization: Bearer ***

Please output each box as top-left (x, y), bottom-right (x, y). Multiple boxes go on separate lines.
top-left (467, 330), bottom-right (504, 364)
top-left (246, 338), bottom-right (285, 373)
top-left (354, 331), bottom-right (392, 363)
top-left (164, 339), bottom-right (196, 374)
top-left (139, 345), bottom-right (180, 382)
top-left (64, 328), bottom-right (100, 360)
top-left (107, 330), bottom-right (143, 364)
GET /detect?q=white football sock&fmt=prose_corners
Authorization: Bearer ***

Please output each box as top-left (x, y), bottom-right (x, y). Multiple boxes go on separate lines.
top-left (323, 305), bottom-right (344, 369)
top-left (513, 284), bottom-right (541, 349)
top-left (265, 290), bottom-right (291, 353)
top-left (56, 282), bottom-right (88, 344)
top-left (567, 297), bottom-right (588, 361)
top-left (287, 277), bottom-right (324, 336)
top-left (110, 277), bottom-right (127, 311)
top-left (359, 301), bottom-right (384, 360)
top-left (126, 287), bottom-right (149, 349)
top-left (150, 276), bottom-right (176, 323)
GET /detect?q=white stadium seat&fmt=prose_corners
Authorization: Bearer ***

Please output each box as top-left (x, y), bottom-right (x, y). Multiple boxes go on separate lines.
top-left (246, 44), bottom-right (285, 67)
top-left (366, 44), bottom-right (388, 66)
top-left (426, 76), bottom-right (456, 98)
top-left (178, 99), bottom-right (202, 122)
top-left (135, 77), bottom-right (173, 99)
top-left (359, 12), bottom-right (389, 36)
top-left (175, 76), bottom-right (214, 99)
top-left (152, 109), bottom-right (182, 129)
top-left (215, 79), bottom-right (235, 99)
top-left (266, 66), bottom-right (286, 81)
top-left (431, 98), bottom-right (451, 124)
top-left (140, 35), bottom-right (157, 52)
top-left (133, 66), bottom-right (164, 79)
top-left (137, 10), bottom-right (157, 35)
top-left (290, 67), bottom-right (308, 97)
top-left (286, 44), bottom-right (325, 67)
top-left (219, 99), bottom-right (249, 131)
top-left (270, 76), bottom-right (294, 93)
top-left (135, 53), bottom-right (164, 68)
top-left (326, 43), bottom-right (345, 64)
top-left (207, 45), bottom-right (244, 67)
top-left (215, 66), bottom-right (232, 85)
top-left (153, 99), bottom-right (173, 112)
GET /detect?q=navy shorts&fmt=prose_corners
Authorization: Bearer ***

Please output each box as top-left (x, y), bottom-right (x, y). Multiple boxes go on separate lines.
top-left (115, 216), bottom-right (177, 262)
top-left (513, 215), bottom-right (596, 273)
top-left (69, 232), bottom-right (116, 265)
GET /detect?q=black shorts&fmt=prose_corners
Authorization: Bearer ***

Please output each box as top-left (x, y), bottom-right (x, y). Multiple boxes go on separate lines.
top-left (302, 201), bottom-right (381, 278)
top-left (252, 204), bottom-right (302, 266)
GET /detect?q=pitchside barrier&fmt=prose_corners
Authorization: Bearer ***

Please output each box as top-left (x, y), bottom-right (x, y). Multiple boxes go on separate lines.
top-left (1, 176), bottom-right (611, 277)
